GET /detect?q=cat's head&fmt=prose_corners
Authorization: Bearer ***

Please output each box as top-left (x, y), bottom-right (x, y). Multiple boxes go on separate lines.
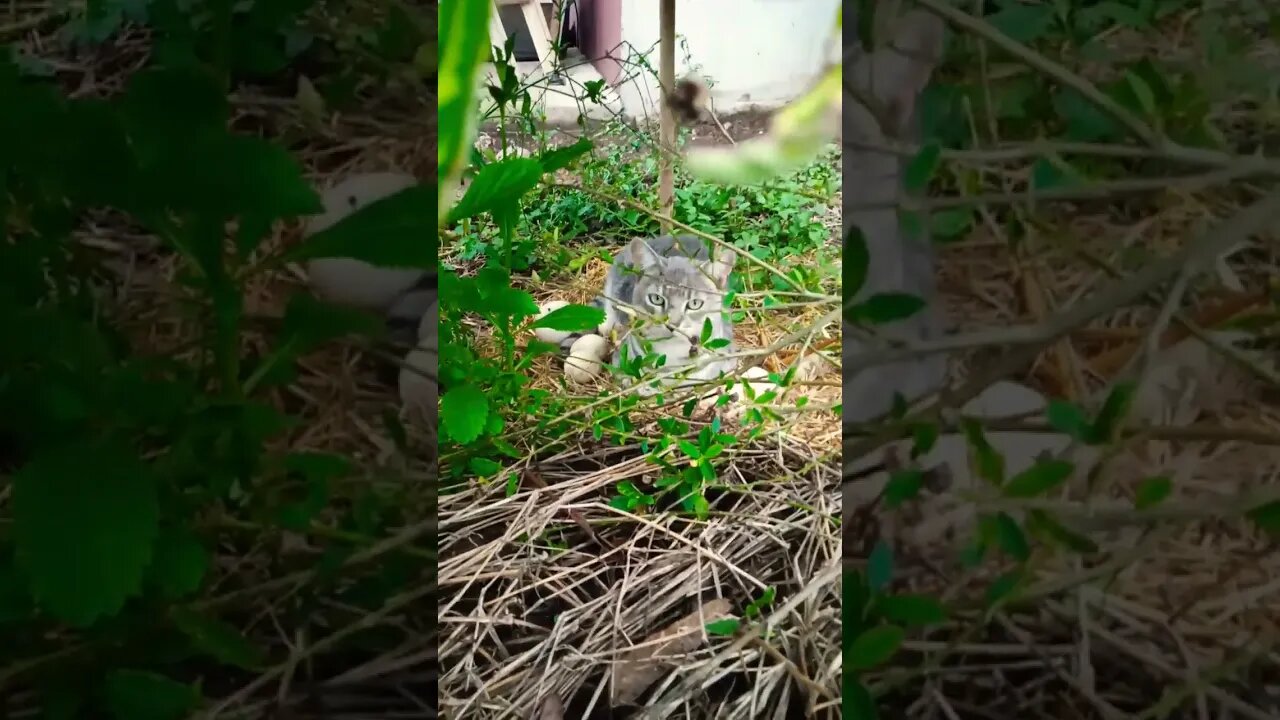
top-left (624, 237), bottom-right (735, 346)
top-left (843, 9), bottom-right (946, 147)
top-left (842, 8), bottom-right (948, 295)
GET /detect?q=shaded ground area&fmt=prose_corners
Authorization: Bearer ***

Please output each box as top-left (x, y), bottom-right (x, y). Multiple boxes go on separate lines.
top-left (1, 6), bottom-right (434, 718)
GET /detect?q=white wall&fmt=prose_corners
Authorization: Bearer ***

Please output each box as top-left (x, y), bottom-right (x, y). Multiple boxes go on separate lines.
top-left (614, 0), bottom-right (840, 119)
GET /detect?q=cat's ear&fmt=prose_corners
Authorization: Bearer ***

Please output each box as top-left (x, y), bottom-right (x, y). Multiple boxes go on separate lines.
top-left (702, 246), bottom-right (736, 288)
top-left (855, 9), bottom-right (946, 136)
top-left (627, 237), bottom-right (662, 269)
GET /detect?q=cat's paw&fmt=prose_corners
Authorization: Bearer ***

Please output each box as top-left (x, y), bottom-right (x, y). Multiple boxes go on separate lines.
top-left (565, 334), bottom-right (609, 385)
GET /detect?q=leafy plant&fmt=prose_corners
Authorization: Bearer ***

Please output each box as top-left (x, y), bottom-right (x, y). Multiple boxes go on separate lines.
top-left (0, 2), bottom-right (431, 715)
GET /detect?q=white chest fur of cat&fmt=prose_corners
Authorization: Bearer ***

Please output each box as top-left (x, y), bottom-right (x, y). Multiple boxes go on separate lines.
top-left (537, 234), bottom-right (738, 395)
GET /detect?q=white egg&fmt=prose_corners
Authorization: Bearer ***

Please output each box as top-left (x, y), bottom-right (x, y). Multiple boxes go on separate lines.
top-left (531, 300), bottom-right (572, 346)
top-left (399, 347), bottom-right (438, 427)
top-left (304, 172), bottom-right (427, 310)
top-left (565, 334), bottom-right (609, 384)
top-left (739, 365), bottom-right (776, 397)
top-left (308, 259), bottom-right (425, 311)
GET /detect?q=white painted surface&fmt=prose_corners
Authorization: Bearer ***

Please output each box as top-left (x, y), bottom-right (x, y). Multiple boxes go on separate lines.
top-left (614, 0), bottom-right (840, 117)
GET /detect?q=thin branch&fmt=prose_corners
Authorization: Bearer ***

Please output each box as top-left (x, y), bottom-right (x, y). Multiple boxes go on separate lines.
top-left (843, 188), bottom-right (1280, 374)
top-left (914, 0), bottom-right (1161, 148)
top-left (841, 187), bottom-right (1280, 477)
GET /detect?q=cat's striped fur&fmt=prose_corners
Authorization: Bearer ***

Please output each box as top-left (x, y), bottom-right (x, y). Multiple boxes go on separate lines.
top-left (563, 235), bottom-right (738, 394)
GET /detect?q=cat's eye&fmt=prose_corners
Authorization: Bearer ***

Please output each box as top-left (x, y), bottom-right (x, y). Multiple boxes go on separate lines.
top-left (685, 299), bottom-right (704, 311)
top-left (646, 293), bottom-right (666, 307)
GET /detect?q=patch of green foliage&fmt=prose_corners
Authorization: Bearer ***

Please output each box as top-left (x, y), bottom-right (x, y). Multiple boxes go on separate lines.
top-left (0, 1), bottom-right (431, 716)
top-left (435, 22), bottom-right (843, 530)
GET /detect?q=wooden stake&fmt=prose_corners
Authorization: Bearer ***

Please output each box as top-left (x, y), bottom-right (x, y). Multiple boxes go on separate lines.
top-left (657, 0), bottom-right (676, 233)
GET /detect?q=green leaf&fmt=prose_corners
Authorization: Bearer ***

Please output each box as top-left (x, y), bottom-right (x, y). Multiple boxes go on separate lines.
top-left (842, 571), bottom-right (870, 639)
top-left (911, 423), bottom-right (939, 456)
top-left (844, 224), bottom-right (870, 297)
top-left (1054, 88), bottom-right (1123, 142)
top-left (276, 453), bottom-right (345, 531)
top-left (678, 440), bottom-right (702, 459)
top-left (1134, 475), bottom-right (1173, 510)
top-left (846, 293), bottom-right (926, 325)
top-left (854, 0), bottom-right (876, 48)
top-left (468, 457), bottom-right (502, 476)
top-left (930, 208), bottom-right (973, 240)
top-left (528, 304), bottom-right (605, 332)
top-left (744, 587), bottom-right (776, 617)
top-left (441, 384), bottom-right (488, 444)
top-left (1026, 510), bottom-right (1098, 554)
top-left (1090, 381), bottom-right (1136, 443)
top-left (1085, 1), bottom-right (1151, 28)
top-left (846, 624), bottom-right (904, 671)
top-left (883, 470), bottom-right (924, 508)
top-left (476, 266), bottom-right (539, 318)
top-left (119, 66), bottom-right (228, 152)
top-left (903, 142), bottom-right (941, 192)
top-left (448, 158), bottom-right (543, 223)
top-left (705, 617), bottom-right (740, 636)
top-left (843, 675), bottom-right (878, 720)
top-left (1124, 70), bottom-right (1158, 119)
top-left (690, 493), bottom-right (710, 520)
top-left (147, 528), bottom-right (209, 600)
top-left (40, 681), bottom-right (87, 720)
top-left (170, 608), bottom-right (266, 670)
top-left (438, 0), bottom-right (491, 221)
top-left (959, 537), bottom-right (987, 568)
top-left (867, 540), bottom-right (894, 593)
top-left (537, 138), bottom-right (592, 172)
top-left (1002, 459), bottom-right (1073, 498)
top-left (961, 420), bottom-right (1005, 485)
top-left (12, 441), bottom-right (159, 626)
top-left (1246, 500), bottom-right (1280, 535)
top-left (1046, 399), bottom-right (1092, 442)
top-left (985, 568), bottom-right (1024, 608)
top-left (993, 513), bottom-right (1031, 562)
top-left (283, 183), bottom-right (436, 269)
top-left (1030, 156), bottom-right (1083, 191)
top-left (877, 593), bottom-right (947, 627)
top-left (986, 3), bottom-right (1055, 42)
top-left (148, 133), bottom-right (322, 223)
top-left (103, 670), bottom-right (200, 720)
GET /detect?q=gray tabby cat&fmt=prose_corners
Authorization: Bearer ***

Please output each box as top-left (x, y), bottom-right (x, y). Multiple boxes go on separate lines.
top-left (842, 9), bottom-right (949, 427)
top-left (561, 234), bottom-right (738, 394)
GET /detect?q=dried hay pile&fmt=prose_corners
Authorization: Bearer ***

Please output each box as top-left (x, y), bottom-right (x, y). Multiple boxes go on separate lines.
top-left (439, 439), bottom-right (840, 718)
top-left (850, 170), bottom-right (1280, 716)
